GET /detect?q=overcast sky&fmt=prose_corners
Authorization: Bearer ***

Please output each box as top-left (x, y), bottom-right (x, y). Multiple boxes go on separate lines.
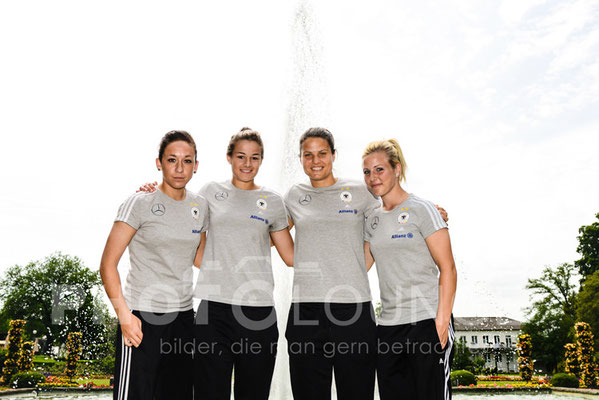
top-left (1, 0), bottom-right (598, 322)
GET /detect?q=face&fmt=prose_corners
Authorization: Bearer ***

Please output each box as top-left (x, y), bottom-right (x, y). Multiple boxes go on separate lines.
top-left (362, 151), bottom-right (401, 197)
top-left (300, 137), bottom-right (335, 182)
top-left (227, 139), bottom-right (263, 182)
top-left (155, 140), bottom-right (198, 190)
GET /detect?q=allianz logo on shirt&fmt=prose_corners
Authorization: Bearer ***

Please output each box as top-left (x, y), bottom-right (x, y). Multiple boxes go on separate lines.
top-left (392, 232), bottom-right (414, 239)
top-left (338, 209), bottom-right (359, 215)
top-left (192, 230), bottom-right (203, 234)
top-left (250, 215), bottom-right (269, 225)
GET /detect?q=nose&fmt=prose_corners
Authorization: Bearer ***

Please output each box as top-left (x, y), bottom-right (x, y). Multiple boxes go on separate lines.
top-left (176, 161), bottom-right (184, 172)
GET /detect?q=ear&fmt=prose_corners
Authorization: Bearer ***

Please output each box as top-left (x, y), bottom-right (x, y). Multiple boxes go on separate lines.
top-left (226, 154), bottom-right (232, 165)
top-left (395, 163), bottom-right (402, 178)
top-left (332, 150), bottom-right (337, 163)
top-left (194, 160), bottom-right (199, 173)
top-left (155, 158), bottom-right (162, 171)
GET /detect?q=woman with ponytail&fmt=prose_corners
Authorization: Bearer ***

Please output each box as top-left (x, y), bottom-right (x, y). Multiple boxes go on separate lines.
top-left (362, 139), bottom-right (457, 400)
top-left (139, 127), bottom-right (294, 400)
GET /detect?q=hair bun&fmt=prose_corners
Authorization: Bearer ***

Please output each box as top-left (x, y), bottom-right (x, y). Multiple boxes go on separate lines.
top-left (240, 127), bottom-right (252, 132)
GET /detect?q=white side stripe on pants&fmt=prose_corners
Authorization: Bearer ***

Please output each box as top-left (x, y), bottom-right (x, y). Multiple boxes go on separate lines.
top-left (118, 337), bottom-right (132, 400)
top-left (444, 320), bottom-right (455, 400)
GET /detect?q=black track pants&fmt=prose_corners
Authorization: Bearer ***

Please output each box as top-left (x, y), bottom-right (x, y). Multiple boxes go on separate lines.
top-left (285, 302), bottom-right (377, 400)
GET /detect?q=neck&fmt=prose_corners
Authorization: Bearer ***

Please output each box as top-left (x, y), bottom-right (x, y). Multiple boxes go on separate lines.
top-left (232, 176), bottom-right (259, 190)
top-left (158, 182), bottom-right (186, 201)
top-left (310, 173), bottom-right (337, 188)
top-left (381, 183), bottom-right (409, 211)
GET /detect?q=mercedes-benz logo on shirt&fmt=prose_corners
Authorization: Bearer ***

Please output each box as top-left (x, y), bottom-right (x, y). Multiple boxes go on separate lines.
top-left (370, 216), bottom-right (379, 230)
top-left (151, 203), bottom-right (165, 216)
top-left (299, 194), bottom-right (312, 206)
top-left (215, 191), bottom-right (228, 201)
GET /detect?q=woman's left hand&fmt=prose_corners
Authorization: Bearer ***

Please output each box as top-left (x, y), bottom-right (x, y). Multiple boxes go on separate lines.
top-left (436, 205), bottom-right (448, 224)
top-left (435, 319), bottom-right (449, 349)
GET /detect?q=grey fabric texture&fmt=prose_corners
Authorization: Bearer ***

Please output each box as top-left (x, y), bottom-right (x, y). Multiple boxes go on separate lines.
top-left (115, 189), bottom-right (209, 313)
top-left (285, 178), bottom-right (381, 303)
top-left (364, 194), bottom-right (447, 325)
top-left (194, 181), bottom-right (289, 306)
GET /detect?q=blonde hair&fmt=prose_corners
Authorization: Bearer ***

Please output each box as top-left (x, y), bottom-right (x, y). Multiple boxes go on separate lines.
top-left (362, 139), bottom-right (407, 183)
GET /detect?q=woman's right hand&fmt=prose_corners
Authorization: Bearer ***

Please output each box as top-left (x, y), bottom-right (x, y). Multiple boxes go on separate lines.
top-left (137, 181), bottom-right (158, 193)
top-left (119, 310), bottom-right (143, 347)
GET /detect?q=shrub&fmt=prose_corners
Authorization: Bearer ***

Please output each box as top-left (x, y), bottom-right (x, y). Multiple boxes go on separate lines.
top-left (64, 332), bottom-right (82, 380)
top-left (451, 370), bottom-right (477, 386)
top-left (99, 356), bottom-right (115, 375)
top-left (1, 319), bottom-right (26, 383)
top-left (550, 373), bottom-right (580, 388)
top-left (10, 371), bottom-right (47, 388)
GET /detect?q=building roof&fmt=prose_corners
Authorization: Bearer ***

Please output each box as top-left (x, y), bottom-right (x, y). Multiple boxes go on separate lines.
top-left (454, 317), bottom-right (521, 331)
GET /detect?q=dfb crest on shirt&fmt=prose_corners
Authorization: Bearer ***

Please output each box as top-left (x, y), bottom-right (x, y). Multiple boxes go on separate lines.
top-left (340, 190), bottom-right (352, 203)
top-left (256, 197), bottom-right (268, 210)
top-left (191, 207), bottom-right (201, 220)
top-left (398, 212), bottom-right (409, 224)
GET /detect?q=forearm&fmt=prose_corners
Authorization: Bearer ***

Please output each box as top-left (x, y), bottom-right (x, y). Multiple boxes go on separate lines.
top-left (436, 262), bottom-right (457, 324)
top-left (271, 229), bottom-right (294, 266)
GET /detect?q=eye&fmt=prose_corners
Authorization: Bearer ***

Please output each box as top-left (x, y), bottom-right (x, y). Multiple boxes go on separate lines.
top-left (304, 153), bottom-right (312, 158)
top-left (377, 167), bottom-right (384, 172)
top-left (252, 156), bottom-right (260, 161)
top-left (363, 170), bottom-right (370, 175)
top-left (167, 158), bottom-right (176, 163)
top-left (184, 159), bottom-right (193, 164)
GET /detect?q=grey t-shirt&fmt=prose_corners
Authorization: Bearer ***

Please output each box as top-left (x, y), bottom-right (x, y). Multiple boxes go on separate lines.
top-left (115, 189), bottom-right (209, 313)
top-left (285, 178), bottom-right (381, 303)
top-left (193, 181), bottom-right (289, 306)
top-left (364, 194), bottom-right (447, 325)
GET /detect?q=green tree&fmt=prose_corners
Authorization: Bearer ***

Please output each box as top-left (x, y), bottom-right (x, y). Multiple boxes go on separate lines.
top-left (452, 338), bottom-right (474, 372)
top-left (0, 253), bottom-right (111, 359)
top-left (575, 212), bottom-right (599, 278)
top-left (577, 270), bottom-right (599, 348)
top-left (522, 263), bottom-right (578, 373)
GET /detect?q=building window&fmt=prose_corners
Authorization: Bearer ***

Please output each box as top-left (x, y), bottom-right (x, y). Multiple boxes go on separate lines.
top-left (494, 335), bottom-right (500, 344)
top-left (460, 336), bottom-right (466, 343)
top-left (506, 335), bottom-right (512, 346)
top-left (507, 353), bottom-right (514, 362)
top-left (482, 335), bottom-right (489, 344)
top-left (471, 336), bottom-right (478, 344)
top-left (496, 353), bottom-right (502, 362)
top-left (484, 352), bottom-right (492, 362)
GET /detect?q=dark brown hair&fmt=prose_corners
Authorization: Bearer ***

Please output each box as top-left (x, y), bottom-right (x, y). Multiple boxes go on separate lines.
top-left (226, 127), bottom-right (264, 159)
top-left (299, 127), bottom-right (336, 155)
top-left (158, 130), bottom-right (197, 161)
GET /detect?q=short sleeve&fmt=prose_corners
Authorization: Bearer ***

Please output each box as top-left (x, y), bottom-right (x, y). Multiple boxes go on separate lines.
top-left (199, 196), bottom-right (210, 233)
top-left (198, 182), bottom-right (211, 198)
top-left (415, 199), bottom-right (448, 239)
top-left (283, 189), bottom-right (294, 223)
top-left (269, 195), bottom-right (290, 232)
top-left (363, 214), bottom-right (373, 242)
top-left (115, 194), bottom-right (143, 230)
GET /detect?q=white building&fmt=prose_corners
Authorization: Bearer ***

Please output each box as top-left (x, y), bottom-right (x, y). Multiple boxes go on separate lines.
top-left (454, 317), bottom-right (521, 373)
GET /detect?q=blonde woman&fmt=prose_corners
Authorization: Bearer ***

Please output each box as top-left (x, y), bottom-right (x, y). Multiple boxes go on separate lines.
top-left (362, 139), bottom-right (457, 400)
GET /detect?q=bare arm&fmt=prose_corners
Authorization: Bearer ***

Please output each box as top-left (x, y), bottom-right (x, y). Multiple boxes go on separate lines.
top-left (99, 222), bottom-right (143, 347)
top-left (425, 228), bottom-right (457, 349)
top-left (364, 241), bottom-right (375, 271)
top-left (193, 232), bottom-right (207, 268)
top-left (270, 228), bottom-right (294, 266)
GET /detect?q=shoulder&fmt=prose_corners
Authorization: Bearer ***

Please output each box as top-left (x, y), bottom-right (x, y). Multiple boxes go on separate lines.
top-left (260, 186), bottom-right (285, 205)
top-left (406, 195), bottom-right (437, 213)
top-left (120, 191), bottom-right (158, 207)
top-left (284, 183), bottom-right (304, 201)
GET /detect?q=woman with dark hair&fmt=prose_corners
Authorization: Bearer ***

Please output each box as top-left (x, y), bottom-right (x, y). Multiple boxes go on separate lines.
top-left (100, 130), bottom-right (209, 399)
top-left (283, 127), bottom-right (381, 400)
top-left (140, 127), bottom-right (294, 400)
top-left (362, 139), bottom-right (457, 400)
